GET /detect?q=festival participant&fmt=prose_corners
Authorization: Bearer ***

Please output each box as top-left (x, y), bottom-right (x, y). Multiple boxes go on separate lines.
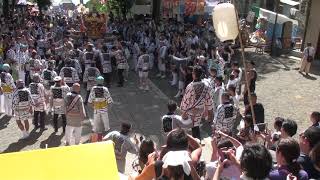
top-left (113, 43), bottom-right (127, 87)
top-left (213, 76), bottom-right (225, 111)
top-left (0, 64), bottom-right (16, 116)
top-left (41, 60), bottom-right (57, 107)
top-left (136, 47), bottom-right (151, 91)
top-left (100, 44), bottom-right (112, 87)
top-left (180, 65), bottom-right (214, 139)
top-left (103, 123), bottom-right (138, 173)
top-left (83, 63), bottom-right (101, 104)
top-left (50, 76), bottom-right (70, 133)
top-left (213, 92), bottom-right (237, 135)
top-left (88, 76), bottom-right (113, 140)
top-left (82, 43), bottom-right (96, 70)
top-left (29, 73), bottom-right (46, 130)
top-left (161, 100), bottom-right (192, 137)
top-left (157, 35), bottom-right (168, 79)
top-left (12, 80), bottom-right (34, 139)
top-left (59, 60), bottom-right (80, 87)
top-left (65, 83), bottom-right (86, 145)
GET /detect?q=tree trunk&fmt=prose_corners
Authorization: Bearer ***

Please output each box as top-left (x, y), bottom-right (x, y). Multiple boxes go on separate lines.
top-left (3, 0), bottom-right (9, 18)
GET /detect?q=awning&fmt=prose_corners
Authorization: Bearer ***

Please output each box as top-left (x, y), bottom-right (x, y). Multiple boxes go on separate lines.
top-left (259, 8), bottom-right (298, 25)
top-left (280, 0), bottom-right (300, 6)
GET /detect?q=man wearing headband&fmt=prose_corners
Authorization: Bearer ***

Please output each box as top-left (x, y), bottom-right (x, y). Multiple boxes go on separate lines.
top-left (12, 79), bottom-right (34, 139)
top-left (29, 73), bottom-right (46, 130)
top-left (88, 76), bottom-right (113, 140)
top-left (0, 64), bottom-right (16, 116)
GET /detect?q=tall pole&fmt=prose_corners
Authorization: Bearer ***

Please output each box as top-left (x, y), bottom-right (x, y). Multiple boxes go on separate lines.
top-left (232, 0), bottom-right (257, 124)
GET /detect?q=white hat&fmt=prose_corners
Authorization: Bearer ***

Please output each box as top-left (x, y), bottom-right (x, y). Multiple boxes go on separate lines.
top-left (162, 150), bottom-right (191, 175)
top-left (54, 76), bottom-right (62, 82)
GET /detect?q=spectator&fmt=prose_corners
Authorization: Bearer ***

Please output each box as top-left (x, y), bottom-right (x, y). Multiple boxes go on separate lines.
top-left (310, 111), bottom-right (320, 127)
top-left (239, 144), bottom-right (273, 180)
top-left (133, 129), bottom-right (202, 180)
top-left (281, 119), bottom-right (298, 138)
top-left (206, 134), bottom-right (242, 180)
top-left (309, 142), bottom-right (320, 179)
top-left (103, 123), bottom-right (139, 173)
top-left (132, 138), bottom-right (156, 174)
top-left (244, 93), bottom-right (265, 124)
top-left (237, 115), bottom-right (254, 144)
top-left (270, 138), bottom-right (308, 180)
top-left (298, 127), bottom-right (320, 179)
top-left (299, 42), bottom-right (315, 76)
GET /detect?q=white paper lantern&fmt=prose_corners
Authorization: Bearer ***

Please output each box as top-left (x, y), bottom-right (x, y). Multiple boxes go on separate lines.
top-left (212, 3), bottom-right (239, 42)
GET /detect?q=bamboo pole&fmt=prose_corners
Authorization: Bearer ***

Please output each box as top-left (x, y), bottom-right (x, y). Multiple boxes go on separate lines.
top-left (231, 0), bottom-right (257, 125)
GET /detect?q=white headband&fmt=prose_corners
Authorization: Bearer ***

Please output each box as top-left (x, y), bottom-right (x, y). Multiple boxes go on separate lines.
top-left (162, 150), bottom-right (192, 175)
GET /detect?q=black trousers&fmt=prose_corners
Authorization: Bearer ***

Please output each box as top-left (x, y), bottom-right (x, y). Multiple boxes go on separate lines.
top-left (192, 126), bottom-right (201, 140)
top-left (117, 69), bottom-right (124, 86)
top-left (53, 114), bottom-right (66, 132)
top-left (103, 72), bottom-right (112, 87)
top-left (34, 111), bottom-right (46, 128)
top-left (85, 90), bottom-right (90, 103)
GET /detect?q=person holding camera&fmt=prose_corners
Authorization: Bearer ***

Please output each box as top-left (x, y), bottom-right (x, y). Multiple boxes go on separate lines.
top-left (206, 131), bottom-right (243, 180)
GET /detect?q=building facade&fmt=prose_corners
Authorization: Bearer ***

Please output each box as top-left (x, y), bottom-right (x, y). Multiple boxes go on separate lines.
top-left (303, 0), bottom-right (320, 58)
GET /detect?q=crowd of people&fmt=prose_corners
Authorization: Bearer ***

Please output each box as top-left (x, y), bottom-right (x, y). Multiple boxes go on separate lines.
top-left (0, 11), bottom-right (319, 180)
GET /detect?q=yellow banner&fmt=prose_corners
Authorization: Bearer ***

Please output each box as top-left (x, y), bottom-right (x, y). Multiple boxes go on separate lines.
top-left (0, 141), bottom-right (119, 180)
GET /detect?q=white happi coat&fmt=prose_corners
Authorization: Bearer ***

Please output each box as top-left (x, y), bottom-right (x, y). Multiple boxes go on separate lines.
top-left (41, 68), bottom-right (58, 90)
top-left (180, 81), bottom-right (214, 127)
top-left (83, 67), bottom-right (101, 91)
top-left (0, 72), bottom-right (16, 95)
top-left (88, 85), bottom-right (113, 114)
top-left (82, 50), bottom-right (96, 69)
top-left (12, 88), bottom-right (34, 120)
top-left (60, 67), bottom-right (80, 85)
top-left (50, 85), bottom-right (70, 114)
top-left (29, 82), bottom-right (46, 112)
top-left (100, 52), bottom-right (112, 74)
top-left (28, 58), bottom-right (43, 77)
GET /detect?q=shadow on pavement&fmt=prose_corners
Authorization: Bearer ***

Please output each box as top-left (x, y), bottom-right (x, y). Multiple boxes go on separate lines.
top-left (39, 132), bottom-right (64, 149)
top-left (0, 115), bottom-right (11, 131)
top-left (1, 129), bottom-right (44, 153)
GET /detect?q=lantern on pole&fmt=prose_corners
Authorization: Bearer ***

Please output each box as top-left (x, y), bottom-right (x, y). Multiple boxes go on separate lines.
top-left (212, 3), bottom-right (239, 42)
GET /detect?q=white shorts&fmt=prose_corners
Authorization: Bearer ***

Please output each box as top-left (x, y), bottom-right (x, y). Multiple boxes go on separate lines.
top-left (93, 112), bottom-right (110, 133)
top-left (138, 71), bottom-right (149, 78)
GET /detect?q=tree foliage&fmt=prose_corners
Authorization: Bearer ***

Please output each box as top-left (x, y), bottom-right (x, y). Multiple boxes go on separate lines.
top-left (34, 0), bottom-right (52, 11)
top-left (105, 0), bottom-right (134, 19)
